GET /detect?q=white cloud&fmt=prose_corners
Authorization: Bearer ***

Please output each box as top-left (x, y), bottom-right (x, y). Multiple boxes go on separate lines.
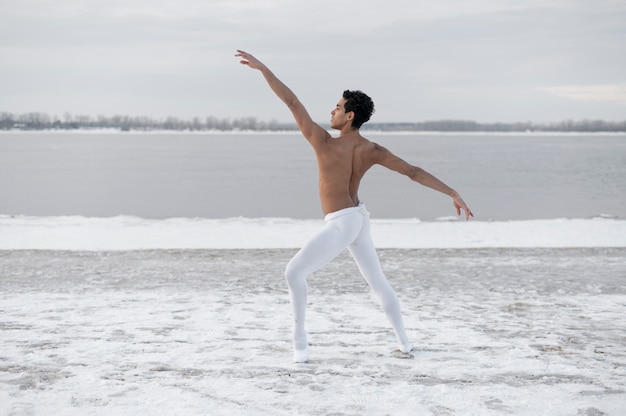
top-left (537, 85), bottom-right (626, 102)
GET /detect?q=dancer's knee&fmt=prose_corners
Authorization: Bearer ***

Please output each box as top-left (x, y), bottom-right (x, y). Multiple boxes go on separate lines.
top-left (284, 261), bottom-right (304, 288)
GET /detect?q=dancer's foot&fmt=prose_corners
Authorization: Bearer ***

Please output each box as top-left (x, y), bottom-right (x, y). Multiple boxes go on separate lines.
top-left (398, 342), bottom-right (413, 353)
top-left (293, 346), bottom-right (309, 363)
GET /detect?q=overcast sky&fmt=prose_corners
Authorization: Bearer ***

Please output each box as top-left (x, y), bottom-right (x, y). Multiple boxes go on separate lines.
top-left (1, 0), bottom-right (625, 123)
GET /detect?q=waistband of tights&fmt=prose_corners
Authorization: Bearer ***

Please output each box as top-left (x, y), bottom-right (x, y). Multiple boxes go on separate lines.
top-left (324, 202), bottom-right (368, 222)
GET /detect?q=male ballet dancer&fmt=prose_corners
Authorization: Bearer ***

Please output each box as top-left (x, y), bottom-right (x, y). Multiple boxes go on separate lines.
top-left (235, 50), bottom-right (473, 362)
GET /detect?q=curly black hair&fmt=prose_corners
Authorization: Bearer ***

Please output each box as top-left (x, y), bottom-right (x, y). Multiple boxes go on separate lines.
top-left (343, 90), bottom-right (375, 129)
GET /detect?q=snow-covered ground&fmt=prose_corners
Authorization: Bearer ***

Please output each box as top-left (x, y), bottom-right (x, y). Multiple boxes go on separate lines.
top-left (1, 215), bottom-right (625, 250)
top-left (1, 248), bottom-right (624, 415)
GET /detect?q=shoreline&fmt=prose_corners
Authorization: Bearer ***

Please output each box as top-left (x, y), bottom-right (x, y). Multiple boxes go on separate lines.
top-left (2, 128), bottom-right (626, 136)
top-left (2, 216), bottom-right (625, 250)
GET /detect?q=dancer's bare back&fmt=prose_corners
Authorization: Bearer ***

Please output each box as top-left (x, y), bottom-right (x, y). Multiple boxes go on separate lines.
top-left (311, 130), bottom-right (379, 214)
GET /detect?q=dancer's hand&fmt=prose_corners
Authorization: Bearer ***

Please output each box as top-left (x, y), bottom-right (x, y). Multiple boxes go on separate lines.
top-left (453, 194), bottom-right (474, 221)
top-left (235, 50), bottom-right (265, 71)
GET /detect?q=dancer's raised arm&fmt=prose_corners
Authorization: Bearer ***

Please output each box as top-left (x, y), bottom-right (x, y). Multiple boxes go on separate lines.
top-left (235, 50), bottom-right (329, 144)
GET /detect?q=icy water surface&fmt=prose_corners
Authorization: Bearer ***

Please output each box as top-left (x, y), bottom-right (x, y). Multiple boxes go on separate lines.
top-left (2, 132), bottom-right (625, 220)
top-left (1, 248), bottom-right (625, 415)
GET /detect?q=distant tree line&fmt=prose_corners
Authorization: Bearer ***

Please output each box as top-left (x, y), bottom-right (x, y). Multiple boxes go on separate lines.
top-left (1, 112), bottom-right (624, 132)
top-left (364, 119), bottom-right (626, 133)
top-left (0, 112), bottom-right (295, 131)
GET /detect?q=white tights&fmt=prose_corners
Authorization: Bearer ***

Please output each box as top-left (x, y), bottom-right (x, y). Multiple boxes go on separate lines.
top-left (284, 203), bottom-right (412, 356)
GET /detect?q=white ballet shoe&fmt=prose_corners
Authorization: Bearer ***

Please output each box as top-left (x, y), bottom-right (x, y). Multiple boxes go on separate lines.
top-left (293, 346), bottom-right (309, 363)
top-left (398, 343), bottom-right (413, 353)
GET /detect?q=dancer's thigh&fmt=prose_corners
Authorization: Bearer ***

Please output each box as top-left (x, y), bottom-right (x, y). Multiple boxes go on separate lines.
top-left (348, 219), bottom-right (392, 291)
top-left (288, 217), bottom-right (360, 277)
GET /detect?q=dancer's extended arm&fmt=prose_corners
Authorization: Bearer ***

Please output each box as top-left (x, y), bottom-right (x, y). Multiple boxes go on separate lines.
top-left (375, 144), bottom-right (474, 220)
top-left (235, 50), bottom-right (329, 144)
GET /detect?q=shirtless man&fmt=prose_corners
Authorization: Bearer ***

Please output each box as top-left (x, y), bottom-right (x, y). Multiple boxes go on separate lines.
top-left (236, 50), bottom-right (473, 362)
